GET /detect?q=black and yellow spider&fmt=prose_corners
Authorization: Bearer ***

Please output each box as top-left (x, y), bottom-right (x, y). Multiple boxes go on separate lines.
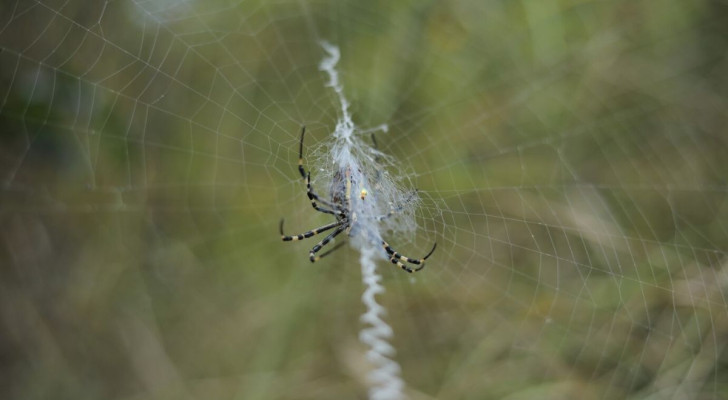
top-left (279, 126), bottom-right (436, 273)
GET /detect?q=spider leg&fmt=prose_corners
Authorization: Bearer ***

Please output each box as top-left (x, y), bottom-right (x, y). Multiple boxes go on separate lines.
top-left (306, 172), bottom-right (344, 215)
top-left (381, 240), bottom-right (437, 273)
top-left (309, 225), bottom-right (348, 262)
top-left (295, 126), bottom-right (345, 215)
top-left (297, 126), bottom-right (307, 179)
top-left (280, 219), bottom-right (344, 241)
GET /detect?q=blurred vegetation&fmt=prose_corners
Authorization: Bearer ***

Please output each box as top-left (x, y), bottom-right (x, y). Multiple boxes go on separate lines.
top-left (1, 0), bottom-right (727, 399)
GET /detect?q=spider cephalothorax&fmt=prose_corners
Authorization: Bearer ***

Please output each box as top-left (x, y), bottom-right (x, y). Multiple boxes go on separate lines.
top-left (279, 126), bottom-right (436, 272)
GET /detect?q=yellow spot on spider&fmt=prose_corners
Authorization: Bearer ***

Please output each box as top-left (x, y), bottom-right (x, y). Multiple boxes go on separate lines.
top-left (360, 188), bottom-right (368, 200)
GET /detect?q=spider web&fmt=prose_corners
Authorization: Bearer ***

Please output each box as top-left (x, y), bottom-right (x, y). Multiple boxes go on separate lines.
top-left (1, 1), bottom-right (727, 399)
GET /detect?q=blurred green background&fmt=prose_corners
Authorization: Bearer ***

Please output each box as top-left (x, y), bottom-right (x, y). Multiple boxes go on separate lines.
top-left (1, 1), bottom-right (727, 399)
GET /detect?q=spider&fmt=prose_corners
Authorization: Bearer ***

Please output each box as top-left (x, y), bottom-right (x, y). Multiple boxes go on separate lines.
top-left (279, 126), bottom-right (436, 273)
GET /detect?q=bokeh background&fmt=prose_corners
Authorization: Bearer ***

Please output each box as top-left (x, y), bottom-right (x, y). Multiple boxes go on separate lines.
top-left (1, 1), bottom-right (727, 399)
